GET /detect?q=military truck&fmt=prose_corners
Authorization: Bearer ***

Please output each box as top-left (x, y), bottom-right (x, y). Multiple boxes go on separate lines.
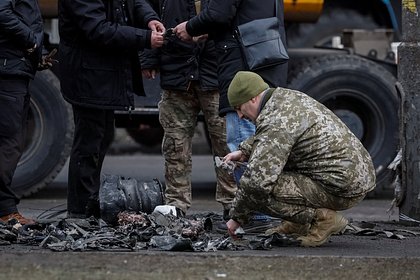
top-left (15, 0), bottom-right (401, 197)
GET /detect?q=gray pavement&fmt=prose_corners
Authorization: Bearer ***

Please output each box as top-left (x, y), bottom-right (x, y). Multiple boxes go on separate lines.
top-left (19, 152), bottom-right (399, 223)
top-left (2, 139), bottom-right (420, 279)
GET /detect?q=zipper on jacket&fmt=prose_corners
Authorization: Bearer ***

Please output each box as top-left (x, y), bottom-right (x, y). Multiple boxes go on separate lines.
top-left (161, 0), bottom-right (167, 23)
top-left (121, 0), bottom-right (128, 24)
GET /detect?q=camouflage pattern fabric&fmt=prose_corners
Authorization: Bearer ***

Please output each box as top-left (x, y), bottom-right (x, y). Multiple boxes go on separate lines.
top-left (159, 83), bottom-right (236, 214)
top-left (230, 88), bottom-right (376, 225)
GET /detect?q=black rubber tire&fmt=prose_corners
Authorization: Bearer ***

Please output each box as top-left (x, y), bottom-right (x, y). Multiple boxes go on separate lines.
top-left (286, 8), bottom-right (380, 48)
top-left (12, 70), bottom-right (74, 197)
top-left (126, 126), bottom-right (164, 147)
top-left (288, 55), bottom-right (399, 197)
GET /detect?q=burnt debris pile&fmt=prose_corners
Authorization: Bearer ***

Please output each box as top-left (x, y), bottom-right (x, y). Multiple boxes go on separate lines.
top-left (0, 211), bottom-right (298, 252)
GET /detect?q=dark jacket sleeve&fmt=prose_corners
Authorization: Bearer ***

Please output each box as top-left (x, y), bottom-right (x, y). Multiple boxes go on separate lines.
top-left (133, 0), bottom-right (161, 28)
top-left (139, 49), bottom-right (160, 69)
top-left (0, 0), bottom-right (37, 48)
top-left (186, 0), bottom-right (239, 36)
top-left (137, 0), bottom-right (160, 69)
top-left (64, 0), bottom-right (151, 50)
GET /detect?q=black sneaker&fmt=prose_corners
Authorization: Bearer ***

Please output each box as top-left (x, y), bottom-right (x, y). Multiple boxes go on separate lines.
top-left (85, 197), bottom-right (100, 218)
top-left (223, 209), bottom-right (230, 221)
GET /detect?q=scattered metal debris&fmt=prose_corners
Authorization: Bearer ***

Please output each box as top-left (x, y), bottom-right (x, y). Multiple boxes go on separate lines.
top-left (214, 156), bottom-right (247, 175)
top-left (1, 214), bottom-right (419, 252)
top-left (343, 221), bottom-right (420, 240)
top-left (0, 211), bottom-right (298, 252)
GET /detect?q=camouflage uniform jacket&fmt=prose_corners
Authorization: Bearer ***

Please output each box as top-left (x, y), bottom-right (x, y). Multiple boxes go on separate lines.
top-left (231, 88), bottom-right (376, 224)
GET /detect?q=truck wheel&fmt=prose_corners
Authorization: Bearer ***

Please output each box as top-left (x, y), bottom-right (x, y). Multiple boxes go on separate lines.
top-left (12, 70), bottom-right (74, 197)
top-left (287, 8), bottom-right (379, 48)
top-left (288, 55), bottom-right (399, 197)
top-left (126, 126), bottom-right (163, 153)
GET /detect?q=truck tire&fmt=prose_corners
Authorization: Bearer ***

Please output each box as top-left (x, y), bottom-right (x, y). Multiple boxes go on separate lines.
top-left (286, 8), bottom-right (379, 48)
top-left (126, 126), bottom-right (164, 147)
top-left (288, 55), bottom-right (399, 197)
top-left (12, 70), bottom-right (74, 197)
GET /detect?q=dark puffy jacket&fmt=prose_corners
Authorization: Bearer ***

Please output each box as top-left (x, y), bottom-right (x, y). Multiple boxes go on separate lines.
top-left (186, 0), bottom-right (288, 115)
top-left (141, 0), bottom-right (218, 91)
top-left (58, 0), bottom-right (159, 110)
top-left (0, 0), bottom-right (43, 78)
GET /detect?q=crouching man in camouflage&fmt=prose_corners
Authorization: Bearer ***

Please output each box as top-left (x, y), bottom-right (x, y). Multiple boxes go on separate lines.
top-left (223, 71), bottom-right (376, 247)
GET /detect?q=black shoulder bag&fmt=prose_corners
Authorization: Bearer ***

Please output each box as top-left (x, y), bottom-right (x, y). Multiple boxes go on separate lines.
top-left (234, 1), bottom-right (289, 70)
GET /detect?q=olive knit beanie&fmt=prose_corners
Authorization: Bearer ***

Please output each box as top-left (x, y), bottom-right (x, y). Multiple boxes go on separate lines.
top-left (227, 71), bottom-right (269, 107)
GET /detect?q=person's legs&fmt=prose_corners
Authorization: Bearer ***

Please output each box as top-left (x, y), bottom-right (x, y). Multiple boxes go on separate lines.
top-left (198, 89), bottom-right (236, 213)
top-left (259, 172), bottom-right (365, 246)
top-left (0, 134), bottom-right (20, 216)
top-left (159, 89), bottom-right (198, 215)
top-left (260, 172), bottom-right (363, 223)
top-left (225, 111), bottom-right (255, 152)
top-left (0, 77), bottom-right (33, 224)
top-left (67, 105), bottom-right (114, 218)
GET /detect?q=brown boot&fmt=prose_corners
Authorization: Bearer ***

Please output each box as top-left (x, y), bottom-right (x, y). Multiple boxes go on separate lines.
top-left (297, 208), bottom-right (348, 247)
top-left (0, 212), bottom-right (35, 225)
top-left (265, 220), bottom-right (310, 236)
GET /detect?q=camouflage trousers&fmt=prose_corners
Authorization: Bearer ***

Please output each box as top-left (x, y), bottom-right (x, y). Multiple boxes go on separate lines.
top-left (251, 172), bottom-right (366, 224)
top-left (159, 84), bottom-right (236, 214)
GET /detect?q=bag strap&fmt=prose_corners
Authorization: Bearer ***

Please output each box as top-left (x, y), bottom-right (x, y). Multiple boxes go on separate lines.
top-left (235, 0), bottom-right (279, 27)
top-left (195, 0), bottom-right (201, 14)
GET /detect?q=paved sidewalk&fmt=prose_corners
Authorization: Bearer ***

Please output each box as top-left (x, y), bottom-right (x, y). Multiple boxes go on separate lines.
top-left (2, 185), bottom-right (419, 280)
top-left (18, 187), bottom-right (398, 223)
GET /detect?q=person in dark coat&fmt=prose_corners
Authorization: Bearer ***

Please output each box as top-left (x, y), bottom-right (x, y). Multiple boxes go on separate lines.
top-left (0, 0), bottom-right (53, 225)
top-left (58, 0), bottom-right (165, 218)
top-left (173, 0), bottom-right (288, 153)
top-left (141, 0), bottom-right (236, 218)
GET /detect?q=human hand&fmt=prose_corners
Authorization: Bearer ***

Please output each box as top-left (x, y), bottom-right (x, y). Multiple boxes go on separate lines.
top-left (150, 31), bottom-right (164, 48)
top-left (38, 48), bottom-right (58, 70)
top-left (226, 219), bottom-right (241, 238)
top-left (174, 21), bottom-right (192, 42)
top-left (192, 34), bottom-right (208, 43)
top-left (223, 150), bottom-right (244, 163)
top-left (142, 69), bottom-right (158, 79)
top-left (148, 20), bottom-right (165, 33)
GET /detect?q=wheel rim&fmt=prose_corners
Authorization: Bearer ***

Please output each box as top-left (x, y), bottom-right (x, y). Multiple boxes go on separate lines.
top-left (316, 88), bottom-right (385, 159)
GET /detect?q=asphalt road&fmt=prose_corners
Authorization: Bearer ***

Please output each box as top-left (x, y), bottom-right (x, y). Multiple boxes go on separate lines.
top-left (2, 135), bottom-right (420, 280)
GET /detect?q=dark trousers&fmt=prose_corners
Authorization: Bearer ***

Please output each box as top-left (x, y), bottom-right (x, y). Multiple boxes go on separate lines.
top-left (0, 77), bottom-right (30, 216)
top-left (67, 105), bottom-right (115, 217)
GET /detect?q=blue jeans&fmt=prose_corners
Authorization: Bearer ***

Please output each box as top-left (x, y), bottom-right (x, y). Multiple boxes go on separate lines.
top-left (225, 114), bottom-right (271, 221)
top-left (225, 111), bottom-right (255, 152)
top-left (233, 163), bottom-right (247, 185)
top-left (233, 163), bottom-right (273, 222)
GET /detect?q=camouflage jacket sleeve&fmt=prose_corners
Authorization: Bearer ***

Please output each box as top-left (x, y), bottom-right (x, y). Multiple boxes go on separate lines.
top-left (238, 135), bottom-right (254, 159)
top-left (231, 117), bottom-right (296, 224)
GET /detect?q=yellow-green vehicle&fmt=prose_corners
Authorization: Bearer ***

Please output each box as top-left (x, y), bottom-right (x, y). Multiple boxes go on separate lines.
top-left (16, 0), bottom-right (401, 198)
